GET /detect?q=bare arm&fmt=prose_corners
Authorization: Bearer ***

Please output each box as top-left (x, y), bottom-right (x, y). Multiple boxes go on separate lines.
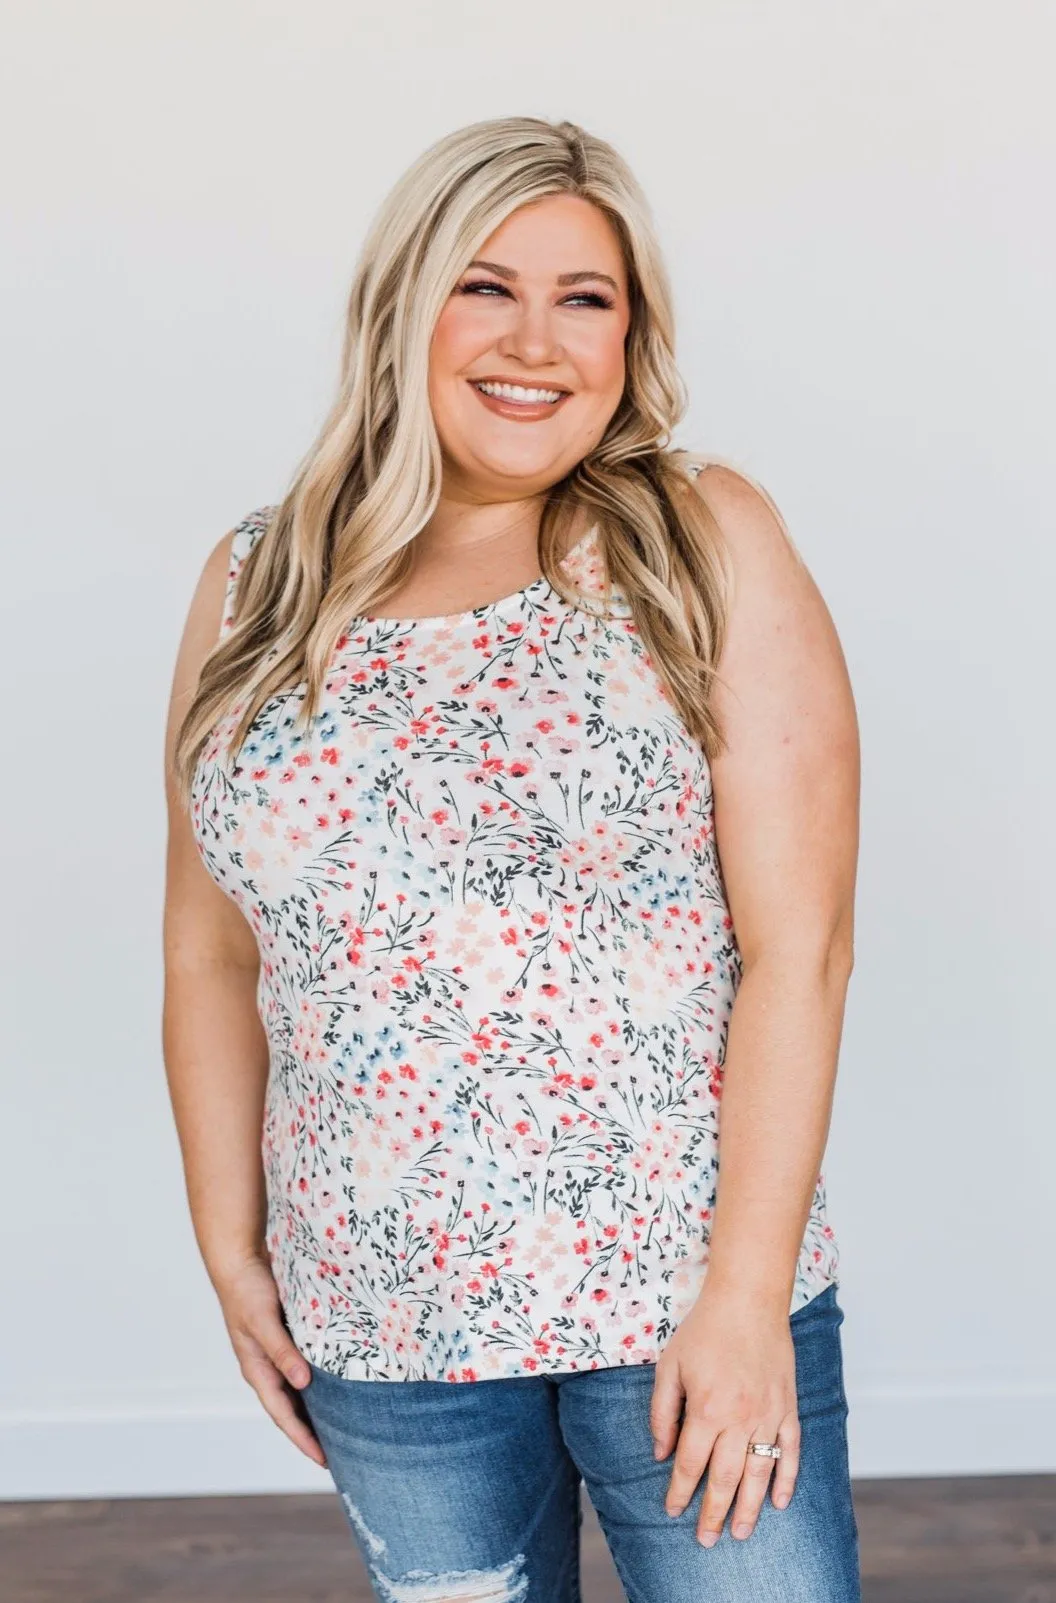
top-left (162, 532), bottom-right (324, 1464)
top-left (651, 463), bottom-right (859, 1540)
top-left (699, 463), bottom-right (859, 1311)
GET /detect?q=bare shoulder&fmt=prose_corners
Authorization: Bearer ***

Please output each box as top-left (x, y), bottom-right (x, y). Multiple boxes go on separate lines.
top-left (689, 459), bottom-right (837, 635)
top-left (172, 530), bottom-right (237, 698)
top-left (166, 505), bottom-right (276, 752)
top-left (163, 528), bottom-right (237, 790)
top-left (163, 524), bottom-right (260, 965)
top-left (683, 461), bottom-right (859, 956)
top-left (687, 461), bottom-right (857, 755)
top-left (688, 460), bottom-right (811, 592)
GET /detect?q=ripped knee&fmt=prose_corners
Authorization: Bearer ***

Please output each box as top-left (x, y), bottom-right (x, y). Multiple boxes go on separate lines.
top-left (372, 1555), bottom-right (528, 1603)
top-left (341, 1496), bottom-right (528, 1603)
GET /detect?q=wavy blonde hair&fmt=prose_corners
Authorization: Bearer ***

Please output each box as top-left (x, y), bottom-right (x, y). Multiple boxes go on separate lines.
top-left (172, 115), bottom-right (733, 809)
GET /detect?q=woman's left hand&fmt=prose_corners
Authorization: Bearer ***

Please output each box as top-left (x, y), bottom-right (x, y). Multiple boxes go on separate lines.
top-left (649, 1286), bottom-right (800, 1546)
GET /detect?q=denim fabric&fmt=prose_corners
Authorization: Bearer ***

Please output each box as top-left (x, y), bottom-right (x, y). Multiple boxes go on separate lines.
top-left (301, 1280), bottom-right (861, 1602)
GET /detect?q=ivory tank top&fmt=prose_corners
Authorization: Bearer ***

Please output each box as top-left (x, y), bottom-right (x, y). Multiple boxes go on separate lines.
top-left (190, 459), bottom-right (840, 1382)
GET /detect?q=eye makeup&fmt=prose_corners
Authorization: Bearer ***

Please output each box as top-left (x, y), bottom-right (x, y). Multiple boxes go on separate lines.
top-left (455, 277), bottom-right (615, 310)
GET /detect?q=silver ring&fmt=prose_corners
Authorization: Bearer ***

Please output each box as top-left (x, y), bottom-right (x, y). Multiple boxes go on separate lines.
top-left (748, 1441), bottom-right (782, 1459)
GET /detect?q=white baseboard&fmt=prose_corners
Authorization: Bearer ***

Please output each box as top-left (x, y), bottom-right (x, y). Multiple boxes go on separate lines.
top-left (3, 1389), bottom-right (1054, 1501)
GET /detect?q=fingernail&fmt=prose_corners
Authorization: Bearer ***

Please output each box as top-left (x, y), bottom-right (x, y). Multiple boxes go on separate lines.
top-left (652, 1440), bottom-right (665, 1459)
top-left (733, 1523), bottom-right (751, 1539)
top-left (774, 1493), bottom-right (789, 1509)
top-left (666, 1502), bottom-right (685, 1519)
top-left (698, 1530), bottom-right (719, 1548)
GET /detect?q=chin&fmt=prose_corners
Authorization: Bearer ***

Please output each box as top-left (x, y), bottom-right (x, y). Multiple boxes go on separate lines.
top-left (460, 433), bottom-right (573, 484)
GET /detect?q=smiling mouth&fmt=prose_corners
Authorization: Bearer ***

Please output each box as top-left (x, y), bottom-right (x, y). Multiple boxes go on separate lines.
top-left (470, 379), bottom-right (570, 406)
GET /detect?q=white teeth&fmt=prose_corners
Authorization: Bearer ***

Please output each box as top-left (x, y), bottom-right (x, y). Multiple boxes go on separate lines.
top-left (474, 381), bottom-right (565, 404)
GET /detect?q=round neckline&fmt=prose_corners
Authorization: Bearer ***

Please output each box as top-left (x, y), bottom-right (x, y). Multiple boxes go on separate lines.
top-left (355, 525), bottom-right (599, 632)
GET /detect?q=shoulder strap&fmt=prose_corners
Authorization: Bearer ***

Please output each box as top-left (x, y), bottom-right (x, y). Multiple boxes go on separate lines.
top-left (219, 506), bottom-right (276, 636)
top-left (673, 449), bottom-right (713, 481)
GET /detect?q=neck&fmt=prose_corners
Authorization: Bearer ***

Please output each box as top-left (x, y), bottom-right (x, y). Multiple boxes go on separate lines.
top-left (414, 491), bottom-right (545, 565)
top-left (372, 482), bottom-right (591, 622)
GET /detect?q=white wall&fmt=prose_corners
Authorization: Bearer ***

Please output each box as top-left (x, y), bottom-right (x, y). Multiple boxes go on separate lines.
top-left (2, 0), bottom-right (1053, 1499)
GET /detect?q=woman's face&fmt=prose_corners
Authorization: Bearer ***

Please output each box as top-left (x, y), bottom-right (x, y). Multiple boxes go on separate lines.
top-left (428, 193), bottom-right (632, 496)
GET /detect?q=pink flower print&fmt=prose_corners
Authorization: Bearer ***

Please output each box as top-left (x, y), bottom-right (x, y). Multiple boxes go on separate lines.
top-left (292, 998), bottom-right (328, 1067)
top-left (469, 755), bottom-right (505, 782)
top-left (377, 1289), bottom-right (423, 1354)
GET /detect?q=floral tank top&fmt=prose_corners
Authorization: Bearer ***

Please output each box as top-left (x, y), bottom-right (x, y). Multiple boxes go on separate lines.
top-left (190, 461), bottom-right (840, 1382)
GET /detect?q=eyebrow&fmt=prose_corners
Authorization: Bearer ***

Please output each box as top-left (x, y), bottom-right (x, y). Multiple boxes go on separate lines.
top-left (464, 259), bottom-right (621, 294)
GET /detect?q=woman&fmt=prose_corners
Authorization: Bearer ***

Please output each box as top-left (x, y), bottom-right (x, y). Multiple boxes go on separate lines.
top-left (164, 116), bottom-right (861, 1602)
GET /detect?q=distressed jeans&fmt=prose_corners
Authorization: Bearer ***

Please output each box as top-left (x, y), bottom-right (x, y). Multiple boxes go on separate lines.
top-left (300, 1280), bottom-right (861, 1602)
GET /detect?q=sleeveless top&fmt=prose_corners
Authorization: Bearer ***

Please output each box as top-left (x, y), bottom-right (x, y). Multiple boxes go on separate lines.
top-left (190, 460), bottom-right (840, 1382)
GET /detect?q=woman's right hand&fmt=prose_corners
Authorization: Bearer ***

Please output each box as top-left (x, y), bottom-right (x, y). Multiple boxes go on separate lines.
top-left (213, 1254), bottom-right (327, 1467)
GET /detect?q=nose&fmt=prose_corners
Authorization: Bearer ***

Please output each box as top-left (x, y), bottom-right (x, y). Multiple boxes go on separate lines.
top-left (495, 298), bottom-right (565, 369)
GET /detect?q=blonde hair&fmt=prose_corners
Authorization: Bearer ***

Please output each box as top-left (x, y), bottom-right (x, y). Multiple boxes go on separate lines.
top-left (172, 115), bottom-right (733, 808)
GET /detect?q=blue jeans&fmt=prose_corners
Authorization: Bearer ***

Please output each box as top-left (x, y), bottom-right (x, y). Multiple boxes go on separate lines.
top-left (301, 1281), bottom-right (861, 1602)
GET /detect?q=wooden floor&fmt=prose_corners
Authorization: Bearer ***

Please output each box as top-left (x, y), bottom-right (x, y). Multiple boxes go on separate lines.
top-left (3, 1476), bottom-right (1055, 1602)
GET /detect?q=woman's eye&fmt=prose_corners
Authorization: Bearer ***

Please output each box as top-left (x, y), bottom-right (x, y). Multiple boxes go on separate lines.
top-left (458, 280), bottom-right (510, 298)
top-left (456, 280), bottom-right (612, 309)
